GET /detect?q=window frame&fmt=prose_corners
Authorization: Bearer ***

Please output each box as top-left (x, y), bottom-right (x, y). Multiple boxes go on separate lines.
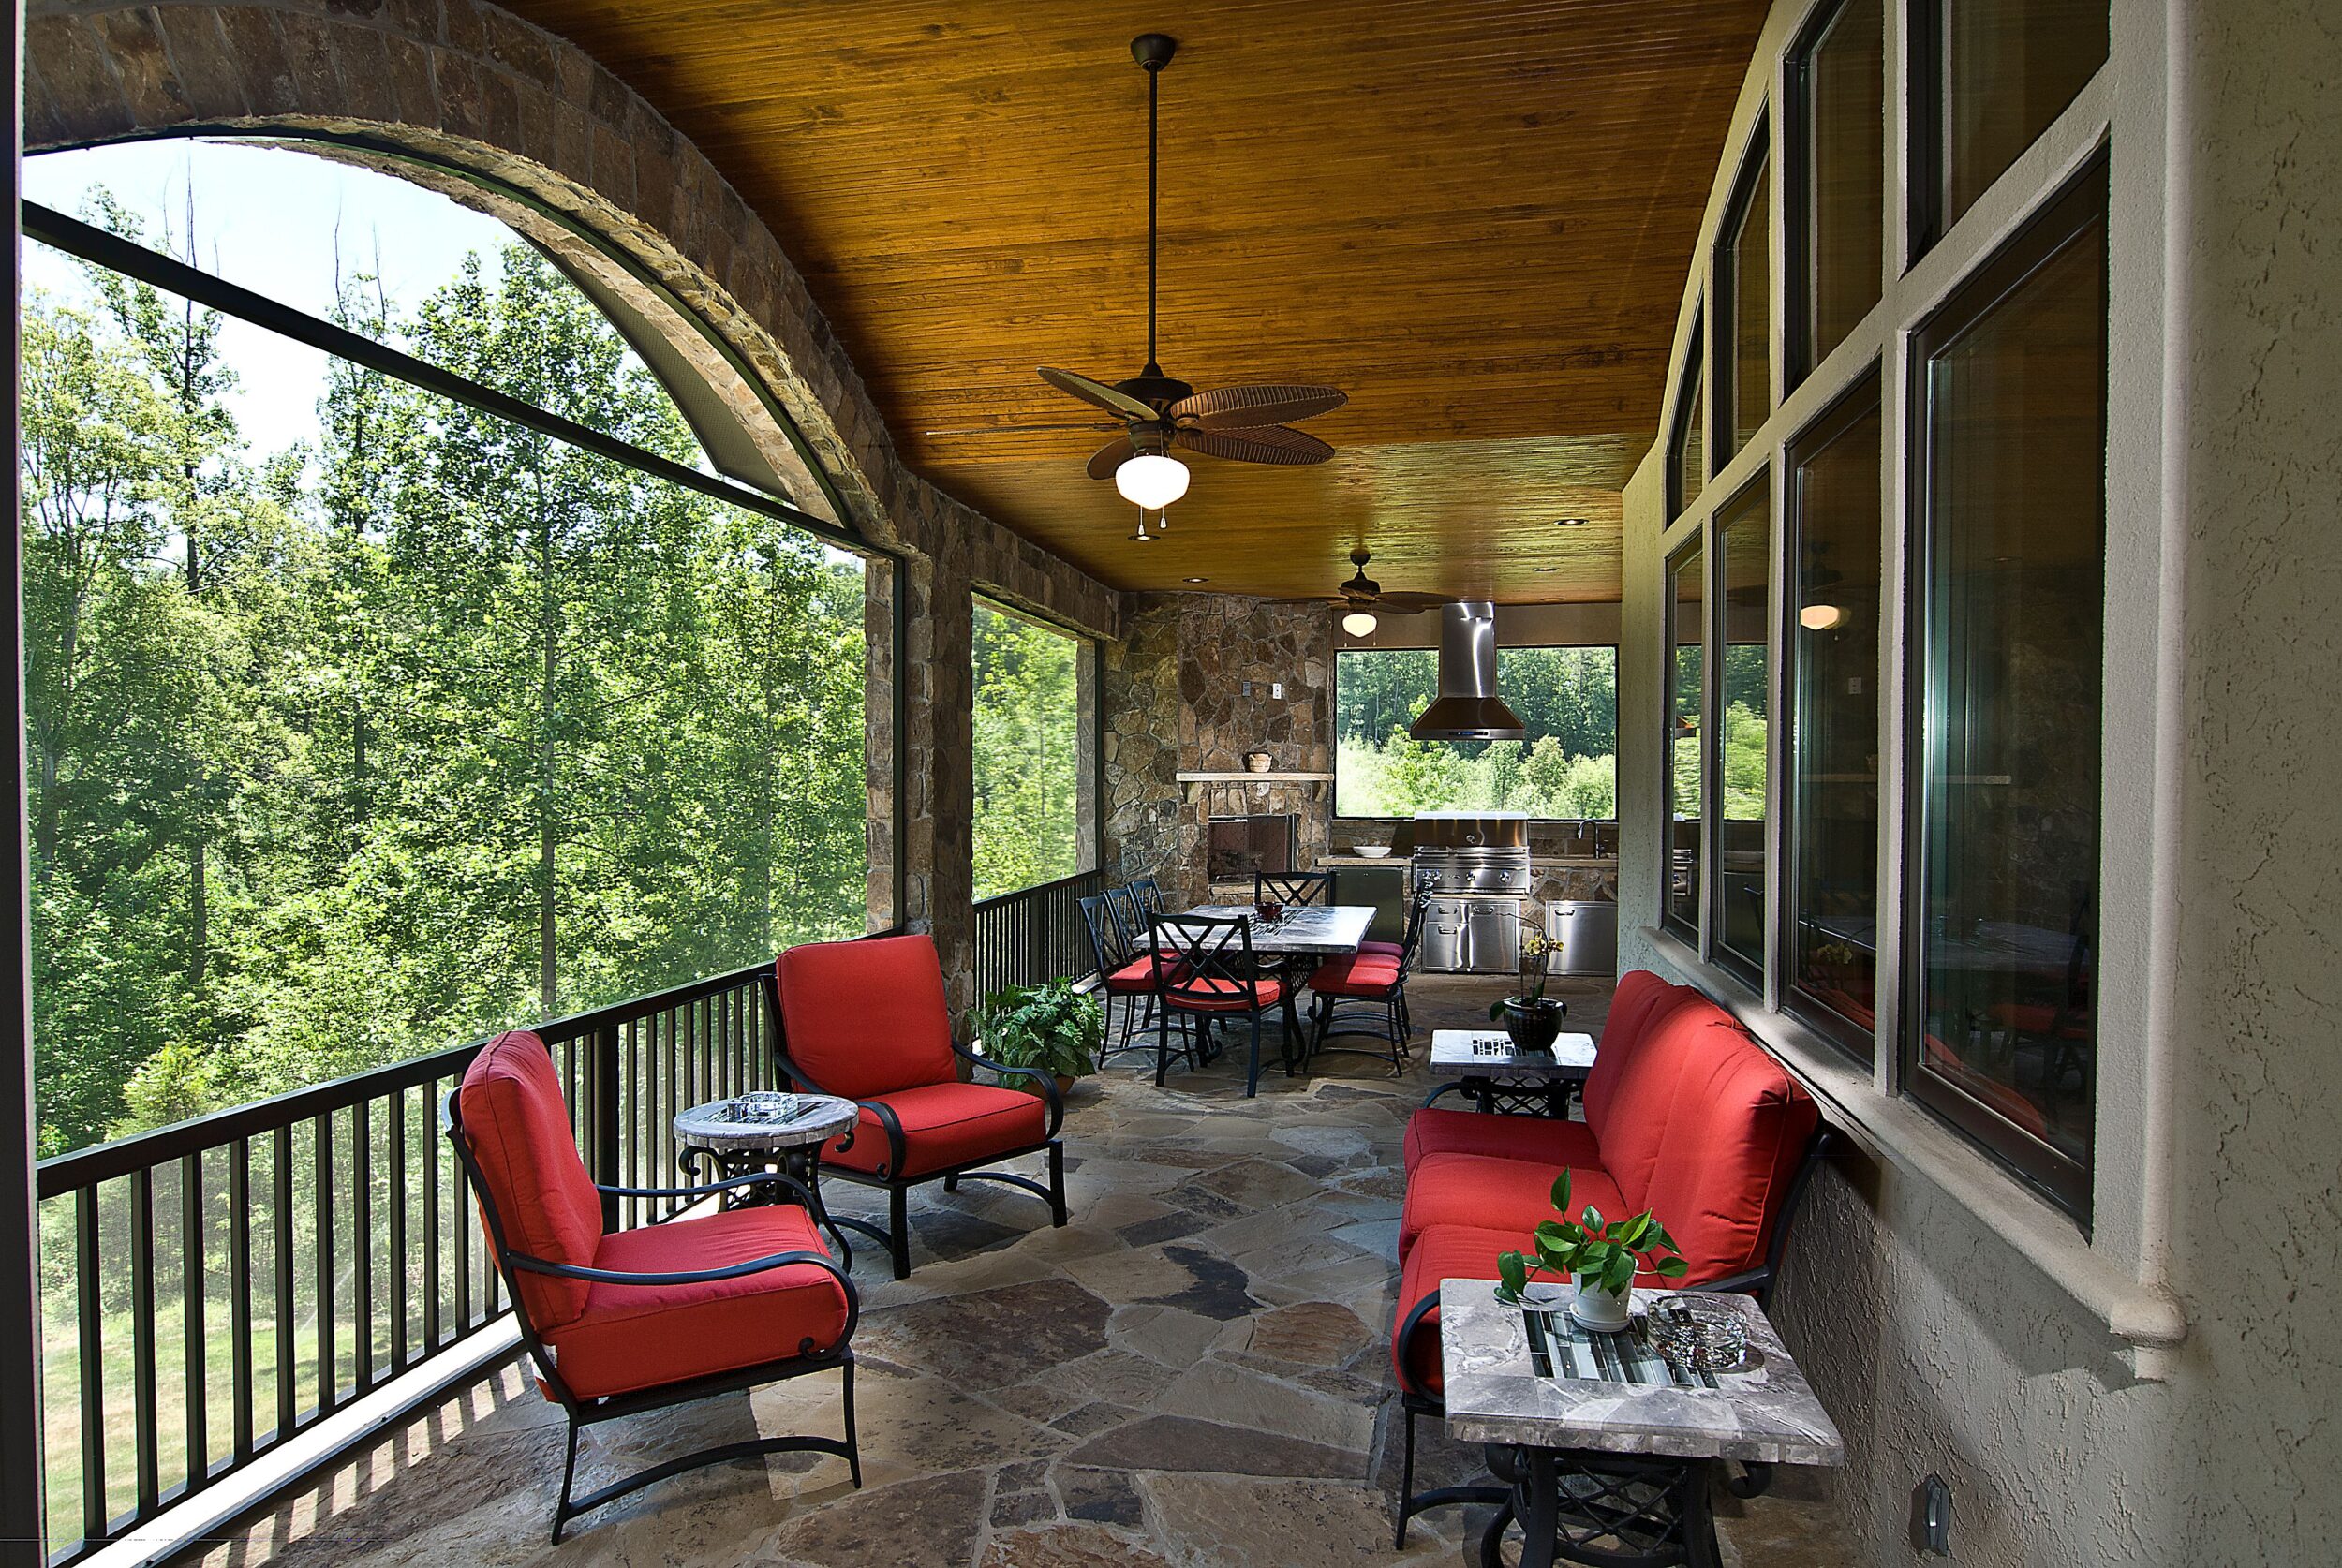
top-left (1707, 469), bottom-right (1772, 989)
top-left (1666, 303), bottom-right (1707, 519)
top-left (1780, 362), bottom-right (1884, 1062)
top-left (1710, 111), bottom-right (1772, 470)
top-left (1661, 539), bottom-right (1708, 947)
top-left (1785, 0), bottom-right (1884, 391)
top-left (971, 593), bottom-right (1098, 898)
top-left (1329, 643), bottom-right (1623, 823)
top-left (1901, 147), bottom-right (2111, 1223)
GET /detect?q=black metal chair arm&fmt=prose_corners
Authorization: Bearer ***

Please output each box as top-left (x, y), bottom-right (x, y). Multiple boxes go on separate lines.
top-left (596, 1170), bottom-right (822, 1207)
top-left (855, 1095), bottom-right (907, 1176)
top-left (1421, 1082), bottom-right (1476, 1110)
top-left (952, 1041), bottom-right (1066, 1139)
top-left (1393, 1287), bottom-right (1443, 1402)
top-left (504, 1244), bottom-right (854, 1296)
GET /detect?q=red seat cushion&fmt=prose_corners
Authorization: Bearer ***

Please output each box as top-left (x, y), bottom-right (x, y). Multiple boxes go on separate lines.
top-left (775, 933), bottom-right (957, 1101)
top-left (825, 1080), bottom-right (1049, 1179)
top-left (1306, 954), bottom-right (1403, 997)
top-left (1922, 1035), bottom-right (2051, 1139)
top-left (1402, 1106), bottom-right (1602, 1172)
top-left (1391, 1223), bottom-right (1538, 1395)
top-left (1579, 973), bottom-right (1697, 1134)
top-left (457, 1031), bottom-right (603, 1331)
top-left (1358, 939), bottom-right (1404, 959)
top-left (1637, 1029), bottom-right (1819, 1284)
top-left (541, 1204), bottom-right (850, 1400)
top-left (1165, 976), bottom-right (1283, 1013)
top-left (1400, 1153), bottom-right (1629, 1263)
top-left (1104, 954), bottom-right (1165, 993)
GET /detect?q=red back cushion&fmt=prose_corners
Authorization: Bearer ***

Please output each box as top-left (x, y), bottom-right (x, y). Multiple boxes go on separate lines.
top-left (1586, 998), bottom-right (1741, 1212)
top-left (775, 933), bottom-right (956, 1101)
top-left (1580, 972), bottom-right (1695, 1132)
top-left (456, 1031), bottom-right (602, 1331)
top-left (1638, 1029), bottom-right (1819, 1284)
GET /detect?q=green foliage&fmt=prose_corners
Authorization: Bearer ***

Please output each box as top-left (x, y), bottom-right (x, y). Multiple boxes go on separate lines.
top-left (974, 976), bottom-right (1104, 1086)
top-left (1493, 1169), bottom-right (1690, 1304)
top-left (1334, 646), bottom-right (1618, 818)
top-left (22, 205), bottom-right (869, 1154)
top-left (971, 601), bottom-right (1081, 899)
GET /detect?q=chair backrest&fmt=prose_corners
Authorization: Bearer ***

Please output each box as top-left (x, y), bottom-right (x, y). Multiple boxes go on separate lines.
top-left (1078, 894), bottom-right (1124, 983)
top-left (1150, 912), bottom-right (1267, 1007)
top-left (1254, 869), bottom-right (1330, 908)
top-left (774, 932), bottom-right (956, 1100)
top-left (1129, 877), bottom-right (1166, 918)
top-left (454, 1030), bottom-right (603, 1331)
top-left (1103, 884), bottom-right (1145, 954)
top-left (1398, 885), bottom-right (1436, 971)
top-left (1580, 969), bottom-right (1696, 1130)
top-left (1638, 1028), bottom-right (1820, 1286)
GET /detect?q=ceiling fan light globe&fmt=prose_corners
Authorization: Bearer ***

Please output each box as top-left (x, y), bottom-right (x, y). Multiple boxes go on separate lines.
top-left (1115, 451), bottom-right (1190, 509)
top-left (1799, 603), bottom-right (1846, 631)
top-left (1341, 610), bottom-right (1379, 638)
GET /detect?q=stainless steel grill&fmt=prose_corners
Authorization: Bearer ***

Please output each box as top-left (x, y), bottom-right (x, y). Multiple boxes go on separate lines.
top-left (1411, 813), bottom-right (1530, 972)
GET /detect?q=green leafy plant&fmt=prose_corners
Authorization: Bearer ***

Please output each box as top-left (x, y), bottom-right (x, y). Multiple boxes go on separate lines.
top-left (974, 976), bottom-right (1105, 1088)
top-left (1493, 1170), bottom-right (1690, 1304)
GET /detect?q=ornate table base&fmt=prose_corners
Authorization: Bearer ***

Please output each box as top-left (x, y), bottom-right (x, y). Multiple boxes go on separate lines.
top-left (1475, 1444), bottom-right (1761, 1568)
top-left (678, 1141), bottom-right (858, 1269)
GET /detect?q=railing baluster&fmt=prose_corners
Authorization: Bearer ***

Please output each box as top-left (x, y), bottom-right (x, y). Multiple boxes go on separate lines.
top-left (181, 1150), bottom-right (207, 1495)
top-left (273, 1123), bottom-right (293, 1442)
top-left (353, 1099), bottom-right (374, 1394)
top-left (131, 1166), bottom-right (159, 1517)
top-left (423, 1078), bottom-right (442, 1354)
top-left (314, 1114), bottom-right (334, 1420)
top-left (388, 1087), bottom-right (408, 1371)
top-left (230, 1138), bottom-right (253, 1465)
top-left (76, 1184), bottom-right (105, 1546)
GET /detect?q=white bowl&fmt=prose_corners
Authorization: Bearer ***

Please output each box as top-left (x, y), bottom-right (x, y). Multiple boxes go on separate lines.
top-left (1352, 845), bottom-right (1392, 859)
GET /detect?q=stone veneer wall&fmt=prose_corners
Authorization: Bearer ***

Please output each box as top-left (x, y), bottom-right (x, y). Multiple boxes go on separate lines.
top-left (23, 0), bottom-right (1122, 1018)
top-left (1103, 594), bottom-right (1332, 908)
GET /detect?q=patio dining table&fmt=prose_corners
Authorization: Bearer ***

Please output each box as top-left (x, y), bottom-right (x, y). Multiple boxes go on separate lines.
top-left (1165, 902), bottom-right (1377, 957)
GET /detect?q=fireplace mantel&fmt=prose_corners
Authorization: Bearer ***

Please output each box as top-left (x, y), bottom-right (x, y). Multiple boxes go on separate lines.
top-left (1174, 771), bottom-right (1333, 784)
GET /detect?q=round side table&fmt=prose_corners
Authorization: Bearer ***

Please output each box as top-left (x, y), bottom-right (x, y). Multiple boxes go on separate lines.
top-left (672, 1092), bottom-right (860, 1267)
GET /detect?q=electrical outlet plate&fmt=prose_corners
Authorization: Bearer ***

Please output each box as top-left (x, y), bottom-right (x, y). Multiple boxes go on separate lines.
top-left (1912, 1474), bottom-right (1952, 1555)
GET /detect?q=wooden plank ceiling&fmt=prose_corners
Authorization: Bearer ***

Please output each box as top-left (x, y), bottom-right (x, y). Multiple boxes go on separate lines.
top-left (502, 0), bottom-right (1768, 603)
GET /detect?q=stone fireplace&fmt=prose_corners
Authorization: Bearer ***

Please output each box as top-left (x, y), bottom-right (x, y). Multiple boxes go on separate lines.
top-left (1207, 812), bottom-right (1297, 884)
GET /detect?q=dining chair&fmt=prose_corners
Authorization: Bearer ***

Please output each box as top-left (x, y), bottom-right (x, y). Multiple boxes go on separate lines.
top-left (1253, 869), bottom-right (1332, 909)
top-left (1304, 886), bottom-right (1432, 1075)
top-left (1149, 911), bottom-right (1302, 1097)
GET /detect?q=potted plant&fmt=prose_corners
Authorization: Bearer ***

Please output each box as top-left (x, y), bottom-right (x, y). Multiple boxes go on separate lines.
top-left (973, 976), bottom-right (1105, 1096)
top-left (1492, 1170), bottom-right (1689, 1331)
top-left (1489, 921), bottom-right (1566, 1053)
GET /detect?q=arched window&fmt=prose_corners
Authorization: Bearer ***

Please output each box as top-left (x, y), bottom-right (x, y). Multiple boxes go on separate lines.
top-left (19, 139), bottom-right (879, 1153)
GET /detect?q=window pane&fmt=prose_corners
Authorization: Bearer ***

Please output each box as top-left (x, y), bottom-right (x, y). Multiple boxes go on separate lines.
top-left (21, 247), bottom-right (869, 1152)
top-left (1796, 0), bottom-right (1884, 372)
top-left (1668, 311), bottom-right (1706, 516)
top-left (1664, 549), bottom-right (1705, 939)
top-left (973, 600), bottom-right (1084, 898)
top-left (1719, 141), bottom-right (1771, 462)
top-left (1914, 166), bottom-right (2106, 1207)
top-left (1715, 482), bottom-right (1771, 979)
top-left (1787, 380), bottom-right (1882, 1055)
top-left (1935, 0), bottom-right (2108, 235)
top-left (1335, 648), bottom-right (1618, 819)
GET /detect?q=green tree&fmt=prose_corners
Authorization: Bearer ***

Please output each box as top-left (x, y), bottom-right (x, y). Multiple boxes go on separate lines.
top-left (972, 601), bottom-right (1081, 898)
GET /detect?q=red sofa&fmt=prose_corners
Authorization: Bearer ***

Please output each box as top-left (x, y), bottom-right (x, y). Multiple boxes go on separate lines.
top-left (1388, 971), bottom-right (1827, 1545)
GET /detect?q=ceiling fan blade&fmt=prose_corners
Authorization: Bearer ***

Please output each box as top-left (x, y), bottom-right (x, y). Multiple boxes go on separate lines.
top-left (925, 420), bottom-right (1125, 436)
top-left (1086, 436), bottom-right (1135, 480)
top-left (1169, 384), bottom-right (1348, 429)
top-left (1039, 366), bottom-right (1157, 422)
top-left (1371, 592), bottom-right (1449, 613)
top-left (1174, 423), bottom-right (1336, 466)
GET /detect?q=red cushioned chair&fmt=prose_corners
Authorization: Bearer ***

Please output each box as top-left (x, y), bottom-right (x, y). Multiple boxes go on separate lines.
top-left (1149, 911), bottom-right (1303, 1097)
top-left (1082, 890), bottom-right (1190, 1071)
top-left (1301, 886), bottom-right (1432, 1075)
top-left (445, 1030), bottom-right (859, 1544)
top-left (769, 933), bottom-right (1066, 1280)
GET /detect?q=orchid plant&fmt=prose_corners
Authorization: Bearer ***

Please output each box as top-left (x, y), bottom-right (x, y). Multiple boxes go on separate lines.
top-left (1493, 1170), bottom-right (1691, 1306)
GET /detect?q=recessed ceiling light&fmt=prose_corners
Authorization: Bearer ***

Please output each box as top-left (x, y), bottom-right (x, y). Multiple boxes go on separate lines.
top-left (1556, 517), bottom-right (1591, 527)
top-left (1182, 576), bottom-right (1208, 584)
top-left (1535, 567), bottom-right (1559, 572)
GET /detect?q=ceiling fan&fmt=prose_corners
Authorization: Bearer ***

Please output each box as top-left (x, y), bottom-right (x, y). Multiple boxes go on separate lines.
top-left (1024, 35), bottom-right (1347, 522)
top-left (1286, 548), bottom-right (1449, 634)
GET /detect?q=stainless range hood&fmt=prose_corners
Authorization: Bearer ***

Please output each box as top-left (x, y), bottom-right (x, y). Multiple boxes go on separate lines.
top-left (1408, 602), bottom-right (1527, 741)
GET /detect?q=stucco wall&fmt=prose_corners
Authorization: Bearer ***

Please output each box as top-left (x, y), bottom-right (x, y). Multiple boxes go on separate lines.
top-left (1614, 1), bottom-right (2342, 1563)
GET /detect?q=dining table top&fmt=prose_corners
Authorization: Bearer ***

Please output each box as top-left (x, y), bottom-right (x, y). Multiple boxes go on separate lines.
top-left (1156, 902), bottom-right (1377, 956)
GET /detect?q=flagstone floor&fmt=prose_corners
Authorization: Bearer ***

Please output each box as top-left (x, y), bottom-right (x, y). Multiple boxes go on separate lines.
top-left (178, 974), bottom-right (1854, 1568)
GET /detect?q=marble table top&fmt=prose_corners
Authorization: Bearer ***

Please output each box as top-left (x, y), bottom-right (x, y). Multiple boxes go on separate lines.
top-left (1428, 1028), bottom-right (1598, 1083)
top-left (672, 1092), bottom-right (858, 1152)
top-left (1438, 1280), bottom-right (1845, 1466)
top-left (1159, 903), bottom-right (1375, 956)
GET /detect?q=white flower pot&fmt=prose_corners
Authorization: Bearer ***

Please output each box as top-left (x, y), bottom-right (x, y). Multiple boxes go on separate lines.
top-left (1569, 1274), bottom-right (1633, 1332)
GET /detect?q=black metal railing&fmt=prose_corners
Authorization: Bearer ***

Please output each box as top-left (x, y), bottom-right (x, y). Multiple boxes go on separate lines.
top-left (31, 961), bottom-right (780, 1565)
top-left (971, 869), bottom-right (1107, 1001)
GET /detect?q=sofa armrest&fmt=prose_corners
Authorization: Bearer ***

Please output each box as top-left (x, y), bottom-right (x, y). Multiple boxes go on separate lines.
top-left (952, 1040), bottom-right (1066, 1140)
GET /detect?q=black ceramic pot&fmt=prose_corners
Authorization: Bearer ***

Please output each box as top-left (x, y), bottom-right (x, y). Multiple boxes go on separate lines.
top-left (1500, 997), bottom-right (1567, 1054)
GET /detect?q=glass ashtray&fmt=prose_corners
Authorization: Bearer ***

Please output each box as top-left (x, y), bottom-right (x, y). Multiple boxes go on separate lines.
top-left (728, 1091), bottom-right (801, 1124)
top-left (1645, 1297), bottom-right (1749, 1373)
